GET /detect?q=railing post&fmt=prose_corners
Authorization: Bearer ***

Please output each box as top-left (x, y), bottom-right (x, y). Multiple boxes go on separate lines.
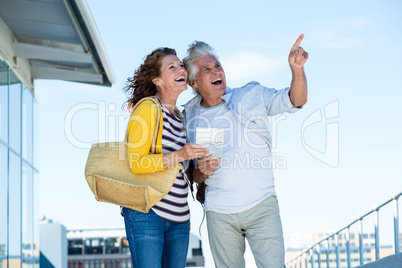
top-left (374, 209), bottom-right (380, 260)
top-left (346, 228), bottom-right (351, 268)
top-left (316, 244), bottom-right (321, 268)
top-left (305, 252), bottom-right (308, 268)
top-left (394, 196), bottom-right (400, 254)
top-left (359, 219), bottom-right (364, 265)
top-left (299, 255), bottom-right (302, 268)
top-left (335, 234), bottom-right (340, 268)
top-left (325, 239), bottom-right (329, 268)
top-left (310, 249), bottom-right (314, 268)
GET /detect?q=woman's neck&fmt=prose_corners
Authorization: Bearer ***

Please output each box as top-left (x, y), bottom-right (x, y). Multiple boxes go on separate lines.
top-left (155, 92), bottom-right (178, 115)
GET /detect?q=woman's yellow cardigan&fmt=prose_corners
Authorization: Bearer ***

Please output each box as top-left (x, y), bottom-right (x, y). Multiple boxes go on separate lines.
top-left (127, 99), bottom-right (165, 174)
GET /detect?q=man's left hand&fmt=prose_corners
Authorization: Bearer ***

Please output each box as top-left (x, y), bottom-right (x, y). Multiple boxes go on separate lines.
top-left (198, 154), bottom-right (221, 177)
top-left (289, 34), bottom-right (309, 70)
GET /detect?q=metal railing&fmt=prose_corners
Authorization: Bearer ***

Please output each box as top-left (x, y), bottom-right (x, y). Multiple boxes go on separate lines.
top-left (285, 192), bottom-right (401, 268)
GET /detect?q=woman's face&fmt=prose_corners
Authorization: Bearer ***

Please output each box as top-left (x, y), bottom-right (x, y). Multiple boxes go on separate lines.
top-left (154, 55), bottom-right (188, 94)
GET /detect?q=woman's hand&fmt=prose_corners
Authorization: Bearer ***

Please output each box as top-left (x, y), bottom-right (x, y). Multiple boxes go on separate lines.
top-left (163, 144), bottom-right (208, 169)
top-left (178, 144), bottom-right (209, 161)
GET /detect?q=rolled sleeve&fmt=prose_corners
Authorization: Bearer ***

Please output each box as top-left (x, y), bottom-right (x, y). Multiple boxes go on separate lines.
top-left (264, 86), bottom-right (302, 116)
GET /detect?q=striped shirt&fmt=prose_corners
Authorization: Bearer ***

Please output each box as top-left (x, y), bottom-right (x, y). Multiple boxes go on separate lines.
top-left (151, 101), bottom-right (190, 222)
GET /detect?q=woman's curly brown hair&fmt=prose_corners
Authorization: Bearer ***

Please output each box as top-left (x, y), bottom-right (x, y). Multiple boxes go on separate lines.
top-left (123, 47), bottom-right (177, 111)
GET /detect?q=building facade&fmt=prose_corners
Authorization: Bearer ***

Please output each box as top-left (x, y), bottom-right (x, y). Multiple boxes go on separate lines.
top-left (0, 0), bottom-right (114, 267)
top-left (66, 227), bottom-right (205, 268)
top-left (0, 56), bottom-right (39, 268)
top-left (290, 231), bottom-right (376, 250)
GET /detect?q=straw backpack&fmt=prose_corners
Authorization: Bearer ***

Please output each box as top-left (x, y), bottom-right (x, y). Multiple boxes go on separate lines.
top-left (84, 97), bottom-right (181, 213)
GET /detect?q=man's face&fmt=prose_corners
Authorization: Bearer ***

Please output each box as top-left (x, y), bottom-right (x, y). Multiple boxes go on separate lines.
top-left (191, 55), bottom-right (226, 103)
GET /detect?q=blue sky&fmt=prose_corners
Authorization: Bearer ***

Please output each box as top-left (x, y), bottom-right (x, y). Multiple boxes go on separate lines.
top-left (35, 0), bottom-right (402, 266)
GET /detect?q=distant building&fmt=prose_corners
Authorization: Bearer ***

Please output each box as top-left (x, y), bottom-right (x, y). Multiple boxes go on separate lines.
top-left (0, 0), bottom-right (114, 267)
top-left (290, 232), bottom-right (313, 249)
top-left (67, 226), bottom-right (205, 267)
top-left (286, 232), bottom-right (393, 268)
top-left (40, 221), bottom-right (67, 268)
top-left (290, 231), bottom-right (376, 250)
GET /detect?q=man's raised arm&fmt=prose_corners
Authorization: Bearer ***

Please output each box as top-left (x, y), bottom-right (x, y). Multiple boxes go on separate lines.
top-left (288, 34), bottom-right (309, 107)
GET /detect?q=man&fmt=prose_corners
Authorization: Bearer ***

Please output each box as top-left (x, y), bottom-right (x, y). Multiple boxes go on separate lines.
top-left (183, 35), bottom-right (308, 268)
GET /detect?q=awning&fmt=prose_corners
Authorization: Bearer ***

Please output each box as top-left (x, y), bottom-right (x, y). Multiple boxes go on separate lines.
top-left (0, 0), bottom-right (115, 89)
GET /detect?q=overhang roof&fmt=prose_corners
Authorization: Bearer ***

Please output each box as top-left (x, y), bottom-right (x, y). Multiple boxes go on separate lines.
top-left (0, 0), bottom-right (115, 87)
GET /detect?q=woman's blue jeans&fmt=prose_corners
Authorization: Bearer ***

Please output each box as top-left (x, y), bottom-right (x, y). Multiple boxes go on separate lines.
top-left (123, 207), bottom-right (190, 268)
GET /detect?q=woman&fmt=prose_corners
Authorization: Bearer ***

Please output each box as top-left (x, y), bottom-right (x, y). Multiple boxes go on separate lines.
top-left (122, 47), bottom-right (208, 268)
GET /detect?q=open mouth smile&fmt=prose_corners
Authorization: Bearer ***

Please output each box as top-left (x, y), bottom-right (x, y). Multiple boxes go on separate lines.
top-left (211, 78), bottom-right (222, 85)
top-left (175, 76), bottom-right (186, 82)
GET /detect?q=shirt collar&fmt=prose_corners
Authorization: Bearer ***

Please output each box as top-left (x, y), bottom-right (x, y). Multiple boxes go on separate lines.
top-left (221, 86), bottom-right (233, 104)
top-left (184, 86), bottom-right (233, 110)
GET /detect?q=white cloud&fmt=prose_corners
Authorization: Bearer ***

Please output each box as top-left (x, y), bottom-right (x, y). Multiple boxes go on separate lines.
top-left (221, 52), bottom-right (282, 82)
top-left (237, 41), bottom-right (281, 49)
top-left (352, 18), bottom-right (366, 28)
top-left (311, 29), bottom-right (364, 49)
top-left (312, 29), bottom-right (337, 40)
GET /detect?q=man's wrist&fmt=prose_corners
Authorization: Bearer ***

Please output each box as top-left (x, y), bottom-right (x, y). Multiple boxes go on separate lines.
top-left (291, 66), bottom-right (304, 74)
top-left (194, 168), bottom-right (209, 183)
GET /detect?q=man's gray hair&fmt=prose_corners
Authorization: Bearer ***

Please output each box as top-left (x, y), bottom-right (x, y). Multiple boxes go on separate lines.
top-left (183, 41), bottom-right (219, 94)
